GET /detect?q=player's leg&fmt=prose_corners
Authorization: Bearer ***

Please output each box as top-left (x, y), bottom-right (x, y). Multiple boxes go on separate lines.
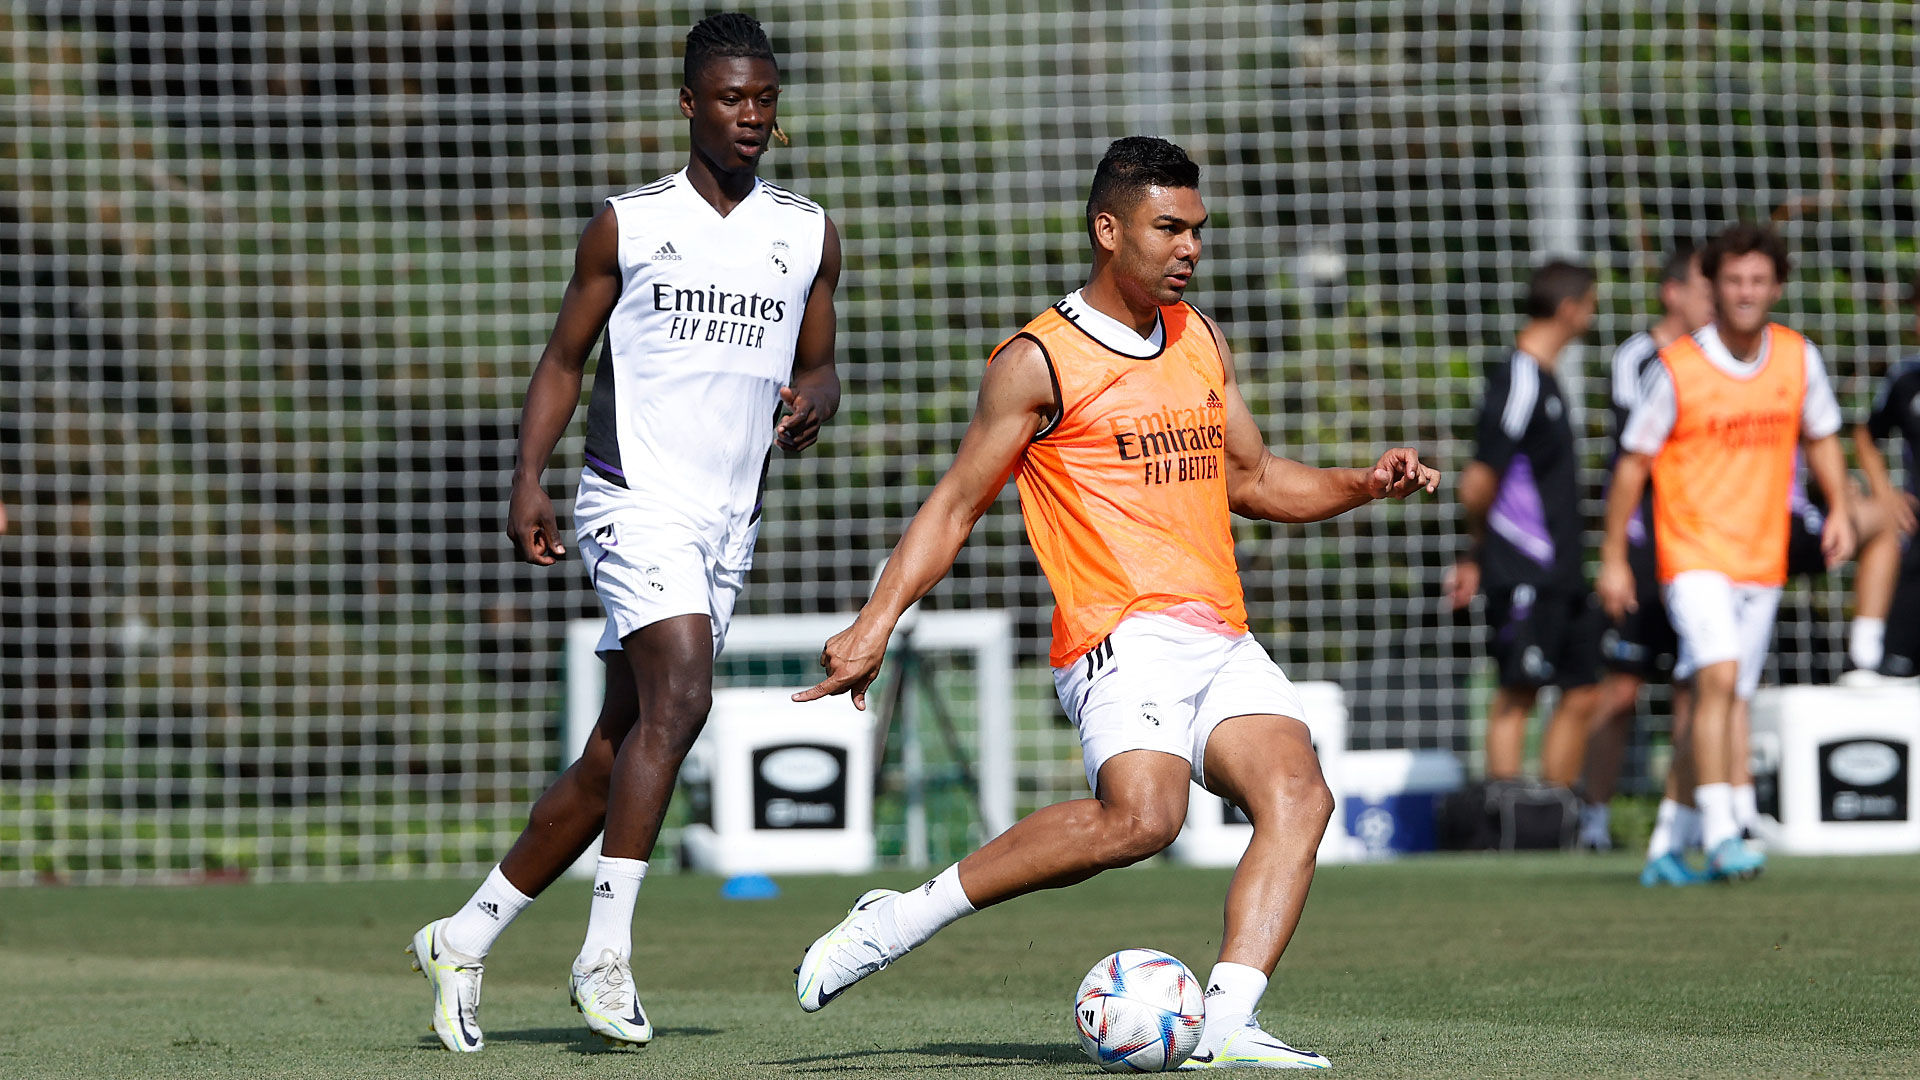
top-left (406, 632), bottom-right (642, 1052)
top-left (1848, 505), bottom-right (1900, 671)
top-left (569, 612), bottom-right (714, 1046)
top-left (1879, 540), bottom-right (1920, 677)
top-left (1170, 633), bottom-right (1331, 1070)
top-left (1484, 686), bottom-right (1538, 780)
top-left (1724, 583), bottom-right (1782, 848)
top-left (1579, 671), bottom-right (1640, 847)
top-left (1175, 712), bottom-right (1332, 1071)
top-left (1642, 682), bottom-right (1705, 885)
top-left (795, 749), bottom-right (1193, 1012)
top-left (1536, 595), bottom-right (1603, 788)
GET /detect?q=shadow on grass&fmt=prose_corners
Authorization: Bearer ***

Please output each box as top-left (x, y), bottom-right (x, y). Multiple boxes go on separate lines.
top-left (763, 1041), bottom-right (1085, 1070)
top-left (426, 1026), bottom-right (723, 1053)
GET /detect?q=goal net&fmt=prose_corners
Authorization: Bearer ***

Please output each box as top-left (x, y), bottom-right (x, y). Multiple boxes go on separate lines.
top-left (4, 2), bottom-right (1910, 882)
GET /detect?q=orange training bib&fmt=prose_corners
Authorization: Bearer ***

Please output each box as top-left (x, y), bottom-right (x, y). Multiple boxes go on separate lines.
top-left (993, 301), bottom-right (1247, 666)
top-left (1650, 324), bottom-right (1807, 586)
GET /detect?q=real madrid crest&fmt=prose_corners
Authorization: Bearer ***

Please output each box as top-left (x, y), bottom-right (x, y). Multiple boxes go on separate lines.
top-left (768, 239), bottom-right (791, 276)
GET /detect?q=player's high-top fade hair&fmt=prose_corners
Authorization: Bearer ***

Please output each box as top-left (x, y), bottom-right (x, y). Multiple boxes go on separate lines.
top-left (1659, 240), bottom-right (1700, 285)
top-left (1701, 222), bottom-right (1790, 283)
top-left (683, 12), bottom-right (776, 88)
top-left (1086, 137), bottom-right (1202, 242)
top-left (1522, 259), bottom-right (1597, 320)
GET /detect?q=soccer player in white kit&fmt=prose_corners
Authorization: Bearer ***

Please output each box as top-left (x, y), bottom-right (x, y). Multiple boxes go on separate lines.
top-left (404, 13), bottom-right (842, 1052)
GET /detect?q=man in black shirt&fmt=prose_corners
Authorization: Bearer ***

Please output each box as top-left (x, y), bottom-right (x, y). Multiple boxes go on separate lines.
top-left (1851, 274), bottom-right (1920, 676)
top-left (1447, 260), bottom-right (1603, 788)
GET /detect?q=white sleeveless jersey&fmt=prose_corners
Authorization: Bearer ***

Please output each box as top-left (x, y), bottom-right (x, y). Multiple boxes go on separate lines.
top-left (572, 169), bottom-right (826, 567)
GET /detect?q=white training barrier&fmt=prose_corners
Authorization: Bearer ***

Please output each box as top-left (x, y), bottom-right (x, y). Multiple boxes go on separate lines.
top-left (676, 687), bottom-right (877, 876)
top-left (1167, 681), bottom-right (1363, 867)
top-left (1749, 682), bottom-right (1920, 856)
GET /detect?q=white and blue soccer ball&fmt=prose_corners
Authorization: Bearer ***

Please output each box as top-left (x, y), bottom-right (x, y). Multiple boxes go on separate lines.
top-left (1074, 948), bottom-right (1206, 1072)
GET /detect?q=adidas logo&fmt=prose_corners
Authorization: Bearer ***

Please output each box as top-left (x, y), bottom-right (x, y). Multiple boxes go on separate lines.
top-left (477, 901), bottom-right (499, 920)
top-left (1205, 983), bottom-right (1226, 997)
top-left (593, 880), bottom-right (615, 899)
top-left (1204, 390), bottom-right (1224, 409)
top-left (652, 241), bottom-right (682, 261)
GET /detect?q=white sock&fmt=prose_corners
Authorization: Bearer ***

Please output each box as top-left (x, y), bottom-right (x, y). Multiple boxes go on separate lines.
top-left (879, 863), bottom-right (976, 957)
top-left (1696, 783), bottom-right (1738, 850)
top-left (1732, 784), bottom-right (1758, 831)
top-left (577, 856), bottom-right (647, 968)
top-left (1579, 803), bottom-right (1611, 846)
top-left (441, 865), bottom-right (534, 959)
top-left (1646, 798), bottom-right (1682, 859)
top-left (1850, 618), bottom-right (1886, 670)
top-left (1202, 961), bottom-right (1268, 1034)
top-left (1677, 803), bottom-right (1703, 851)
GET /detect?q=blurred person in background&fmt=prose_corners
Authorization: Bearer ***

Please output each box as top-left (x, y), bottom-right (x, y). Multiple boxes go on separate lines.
top-left (1446, 261), bottom-right (1603, 794)
top-left (1600, 223), bottom-right (1854, 885)
top-left (1841, 273), bottom-right (1920, 680)
top-left (1579, 243), bottom-right (1714, 853)
top-left (404, 12), bottom-right (843, 1052)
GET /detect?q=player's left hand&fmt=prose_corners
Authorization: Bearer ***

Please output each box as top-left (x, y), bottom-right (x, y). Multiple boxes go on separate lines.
top-left (775, 385), bottom-right (822, 452)
top-left (793, 620), bottom-right (890, 710)
top-left (1366, 447), bottom-right (1441, 500)
top-left (1821, 506), bottom-right (1857, 568)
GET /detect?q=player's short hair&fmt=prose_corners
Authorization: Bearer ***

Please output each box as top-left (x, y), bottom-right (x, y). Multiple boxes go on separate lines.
top-left (683, 12), bottom-right (776, 88)
top-left (1659, 241), bottom-right (1700, 285)
top-left (1701, 223), bottom-right (1790, 283)
top-left (1086, 137), bottom-right (1201, 243)
top-left (1522, 259), bottom-right (1597, 320)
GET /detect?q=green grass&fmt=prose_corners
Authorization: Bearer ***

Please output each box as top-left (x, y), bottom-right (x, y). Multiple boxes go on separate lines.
top-left (1, 855), bottom-right (1915, 1079)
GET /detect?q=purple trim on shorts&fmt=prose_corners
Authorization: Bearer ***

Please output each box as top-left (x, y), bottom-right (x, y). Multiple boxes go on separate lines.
top-left (584, 452), bottom-right (625, 478)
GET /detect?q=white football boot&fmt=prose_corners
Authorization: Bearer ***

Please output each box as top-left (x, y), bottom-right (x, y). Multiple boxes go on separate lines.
top-left (569, 949), bottom-right (653, 1047)
top-left (795, 888), bottom-right (902, 1012)
top-left (405, 919), bottom-right (485, 1052)
top-left (1178, 1014), bottom-right (1331, 1070)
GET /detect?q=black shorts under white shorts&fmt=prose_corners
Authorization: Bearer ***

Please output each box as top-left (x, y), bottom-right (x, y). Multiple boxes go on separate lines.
top-left (1786, 504), bottom-right (1828, 579)
top-left (1485, 582), bottom-right (1604, 691)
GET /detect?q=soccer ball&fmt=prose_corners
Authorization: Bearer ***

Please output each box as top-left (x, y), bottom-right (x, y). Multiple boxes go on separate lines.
top-left (1073, 948), bottom-right (1206, 1072)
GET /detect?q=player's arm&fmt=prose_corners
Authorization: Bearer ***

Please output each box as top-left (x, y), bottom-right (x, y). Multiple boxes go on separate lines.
top-left (1803, 432), bottom-right (1856, 567)
top-left (1800, 343), bottom-right (1856, 566)
top-left (507, 207), bottom-right (622, 565)
top-left (1596, 451), bottom-right (1652, 621)
top-left (1444, 461), bottom-right (1498, 609)
top-left (1855, 424), bottom-right (1917, 536)
top-left (794, 337), bottom-right (1056, 708)
top-left (1598, 362), bottom-right (1678, 619)
top-left (1212, 320), bottom-right (1438, 524)
top-left (775, 215), bottom-right (843, 452)
top-left (1445, 358), bottom-right (1525, 610)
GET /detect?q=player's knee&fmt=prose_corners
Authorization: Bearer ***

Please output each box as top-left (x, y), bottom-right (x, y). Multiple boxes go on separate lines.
top-left (1099, 805), bottom-right (1185, 866)
top-left (650, 680), bottom-right (714, 733)
top-left (1254, 769), bottom-right (1333, 831)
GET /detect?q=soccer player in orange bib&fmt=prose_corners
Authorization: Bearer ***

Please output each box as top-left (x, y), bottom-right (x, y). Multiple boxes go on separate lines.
top-left (791, 137), bottom-right (1438, 1070)
top-left (1599, 223), bottom-right (1855, 882)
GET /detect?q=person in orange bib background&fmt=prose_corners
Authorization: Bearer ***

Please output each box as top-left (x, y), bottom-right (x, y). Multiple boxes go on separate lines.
top-left (790, 137), bottom-right (1439, 1070)
top-left (1599, 223), bottom-right (1855, 884)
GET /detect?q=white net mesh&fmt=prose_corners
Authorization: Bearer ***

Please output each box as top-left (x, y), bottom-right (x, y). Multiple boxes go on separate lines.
top-left (4, 2), bottom-right (1912, 882)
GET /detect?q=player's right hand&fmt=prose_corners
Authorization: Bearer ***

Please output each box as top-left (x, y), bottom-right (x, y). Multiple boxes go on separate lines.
top-left (506, 477), bottom-right (566, 565)
top-left (1442, 558), bottom-right (1478, 611)
top-left (1596, 557), bottom-right (1636, 622)
top-left (793, 621), bottom-right (889, 710)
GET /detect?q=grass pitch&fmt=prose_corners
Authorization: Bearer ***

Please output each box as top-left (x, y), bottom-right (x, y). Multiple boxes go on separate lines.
top-left (1, 854), bottom-right (1915, 1079)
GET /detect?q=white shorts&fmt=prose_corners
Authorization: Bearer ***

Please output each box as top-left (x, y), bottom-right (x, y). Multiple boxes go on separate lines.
top-left (1052, 611), bottom-right (1304, 793)
top-left (1663, 569), bottom-right (1782, 700)
top-left (577, 519), bottom-right (748, 660)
